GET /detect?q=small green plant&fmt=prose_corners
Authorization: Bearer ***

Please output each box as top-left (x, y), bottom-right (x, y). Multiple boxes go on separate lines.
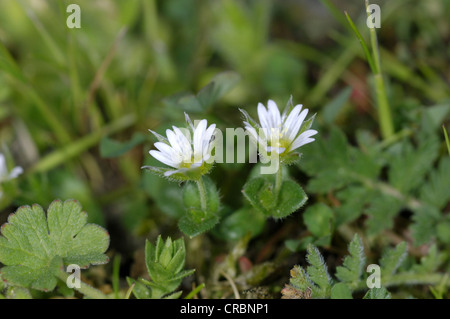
top-left (127, 235), bottom-right (195, 299)
top-left (282, 234), bottom-right (448, 299)
top-left (240, 97), bottom-right (315, 219)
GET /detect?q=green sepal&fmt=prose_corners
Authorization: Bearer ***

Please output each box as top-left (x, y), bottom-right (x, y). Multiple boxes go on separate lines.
top-left (141, 163), bottom-right (214, 183)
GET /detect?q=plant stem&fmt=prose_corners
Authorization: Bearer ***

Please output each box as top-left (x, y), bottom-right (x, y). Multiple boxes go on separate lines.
top-left (196, 177), bottom-right (208, 212)
top-left (274, 164), bottom-right (283, 197)
top-left (56, 268), bottom-right (109, 299)
top-left (366, 0), bottom-right (394, 140)
top-left (443, 126), bottom-right (450, 156)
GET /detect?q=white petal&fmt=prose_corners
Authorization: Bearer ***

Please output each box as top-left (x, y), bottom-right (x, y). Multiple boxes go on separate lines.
top-left (202, 124), bottom-right (216, 157)
top-left (257, 103), bottom-right (271, 130)
top-left (0, 154), bottom-right (6, 177)
top-left (266, 146), bottom-right (286, 154)
top-left (154, 142), bottom-right (177, 157)
top-left (267, 100), bottom-right (281, 127)
top-left (193, 119), bottom-right (207, 157)
top-left (173, 126), bottom-right (192, 161)
top-left (287, 108), bottom-right (309, 142)
top-left (245, 126), bottom-right (259, 142)
top-left (8, 167), bottom-right (23, 179)
top-left (150, 150), bottom-right (179, 168)
top-left (283, 105), bottom-right (302, 139)
top-left (166, 129), bottom-right (183, 154)
top-left (289, 129), bottom-right (318, 151)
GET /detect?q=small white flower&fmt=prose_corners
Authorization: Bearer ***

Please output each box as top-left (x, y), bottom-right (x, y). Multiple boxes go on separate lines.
top-left (0, 153), bottom-right (23, 200)
top-left (148, 114), bottom-right (216, 177)
top-left (0, 153), bottom-right (23, 183)
top-left (241, 99), bottom-right (318, 159)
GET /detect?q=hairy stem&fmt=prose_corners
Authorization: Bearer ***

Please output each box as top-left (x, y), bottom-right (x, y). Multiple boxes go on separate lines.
top-left (196, 177), bottom-right (208, 212)
top-left (274, 164), bottom-right (283, 199)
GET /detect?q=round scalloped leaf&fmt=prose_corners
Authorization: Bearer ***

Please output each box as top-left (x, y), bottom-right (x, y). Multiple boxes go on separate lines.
top-left (0, 199), bottom-right (110, 291)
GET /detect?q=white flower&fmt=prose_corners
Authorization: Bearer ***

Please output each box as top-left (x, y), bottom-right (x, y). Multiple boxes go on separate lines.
top-left (0, 153), bottom-right (23, 183)
top-left (148, 114), bottom-right (216, 177)
top-left (241, 99), bottom-right (318, 158)
top-left (0, 153), bottom-right (23, 200)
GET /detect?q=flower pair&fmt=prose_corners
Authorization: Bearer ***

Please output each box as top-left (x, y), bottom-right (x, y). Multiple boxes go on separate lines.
top-left (145, 99), bottom-right (317, 179)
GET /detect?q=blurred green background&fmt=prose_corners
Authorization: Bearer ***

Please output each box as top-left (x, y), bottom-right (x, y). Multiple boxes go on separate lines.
top-left (0, 0), bottom-right (449, 296)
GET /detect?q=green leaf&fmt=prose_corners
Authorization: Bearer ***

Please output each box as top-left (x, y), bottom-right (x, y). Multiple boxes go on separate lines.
top-left (100, 133), bottom-right (146, 158)
top-left (126, 277), bottom-right (151, 299)
top-left (215, 207), bottom-right (266, 241)
top-left (335, 186), bottom-right (372, 226)
top-left (0, 200), bottom-right (109, 291)
top-left (274, 180), bottom-right (308, 218)
top-left (365, 194), bottom-right (401, 235)
top-left (303, 203), bottom-right (334, 243)
top-left (322, 87), bottom-right (352, 125)
top-left (242, 177), bottom-right (307, 219)
top-left (363, 287), bottom-right (391, 299)
top-left (388, 138), bottom-right (439, 193)
top-left (282, 265), bottom-right (316, 299)
top-left (306, 244), bottom-right (333, 294)
top-left (163, 71), bottom-right (240, 112)
top-left (421, 104), bottom-right (450, 131)
top-left (412, 244), bottom-right (444, 274)
top-left (242, 177), bottom-right (268, 214)
top-left (4, 286), bottom-right (32, 299)
top-left (179, 177), bottom-right (221, 237)
top-left (330, 283), bottom-right (353, 299)
top-left (420, 157), bottom-right (450, 210)
top-left (130, 236), bottom-right (194, 299)
top-left (336, 234), bottom-right (365, 288)
top-left (182, 177), bottom-right (220, 214)
top-left (285, 236), bottom-right (314, 252)
top-left (178, 212), bottom-right (220, 238)
top-left (380, 242), bottom-right (408, 278)
top-left (196, 71), bottom-right (241, 110)
top-left (411, 205), bottom-right (441, 245)
top-left (437, 218), bottom-right (450, 245)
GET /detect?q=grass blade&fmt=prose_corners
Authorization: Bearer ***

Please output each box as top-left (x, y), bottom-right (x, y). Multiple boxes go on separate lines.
top-left (443, 126), bottom-right (450, 156)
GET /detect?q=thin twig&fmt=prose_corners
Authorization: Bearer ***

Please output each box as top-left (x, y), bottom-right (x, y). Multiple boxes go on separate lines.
top-left (220, 270), bottom-right (240, 299)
